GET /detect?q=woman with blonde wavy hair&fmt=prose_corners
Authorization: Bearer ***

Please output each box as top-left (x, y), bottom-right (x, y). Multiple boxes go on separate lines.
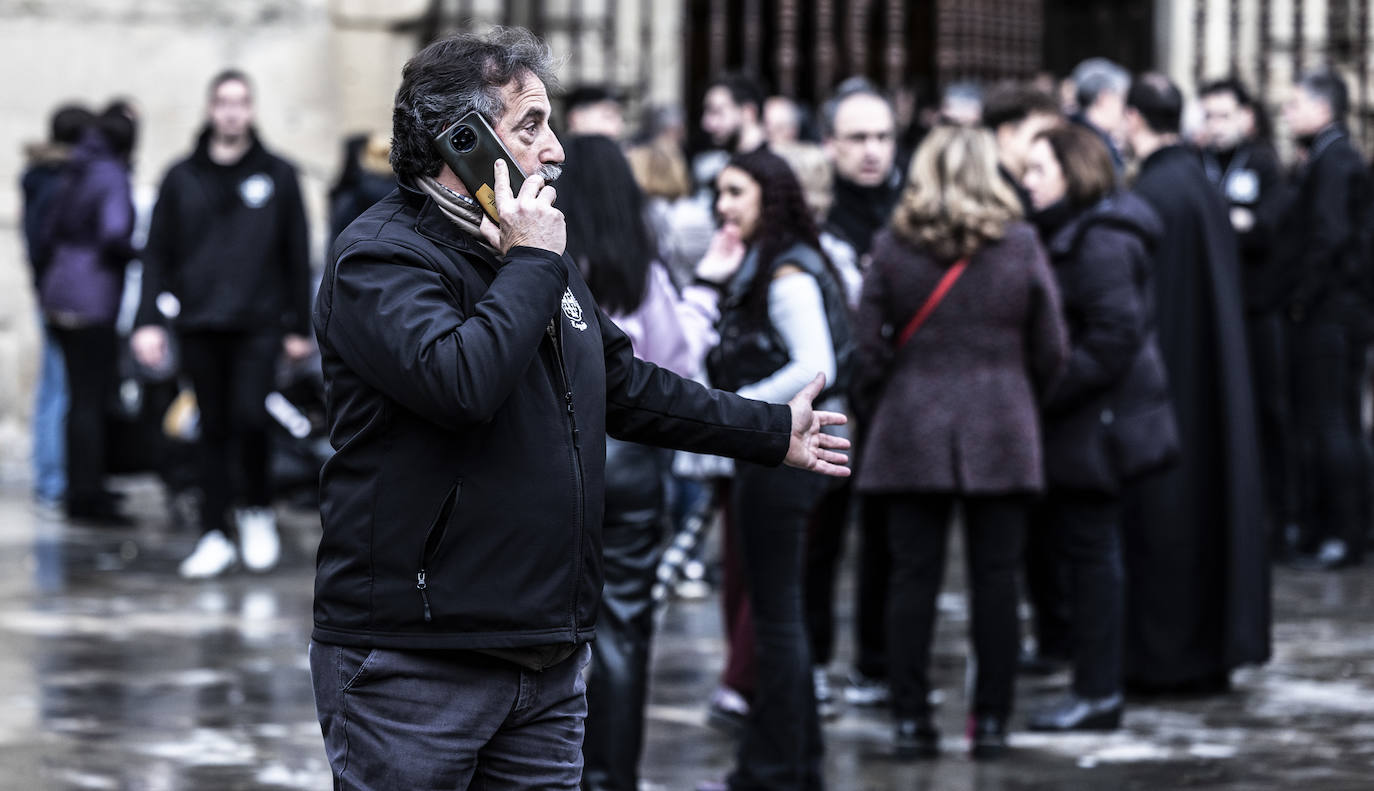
top-left (852, 124), bottom-right (1068, 760)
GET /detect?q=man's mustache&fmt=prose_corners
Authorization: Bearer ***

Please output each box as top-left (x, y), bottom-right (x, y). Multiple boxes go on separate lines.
top-left (536, 163), bottom-right (563, 183)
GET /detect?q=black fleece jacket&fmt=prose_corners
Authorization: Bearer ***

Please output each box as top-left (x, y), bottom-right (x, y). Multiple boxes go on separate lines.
top-left (1278, 124), bottom-right (1371, 323)
top-left (137, 127), bottom-right (311, 334)
top-left (1202, 140), bottom-right (1288, 313)
top-left (312, 183), bottom-right (791, 650)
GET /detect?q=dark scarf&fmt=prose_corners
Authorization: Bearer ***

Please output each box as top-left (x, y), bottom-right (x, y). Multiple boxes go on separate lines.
top-left (1296, 123), bottom-right (1346, 162)
top-left (825, 172), bottom-right (901, 255)
top-left (1032, 198), bottom-right (1077, 244)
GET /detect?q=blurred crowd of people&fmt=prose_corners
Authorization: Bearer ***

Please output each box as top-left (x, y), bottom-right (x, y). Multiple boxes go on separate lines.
top-left (19, 45), bottom-right (1374, 788)
top-left (552, 58), bottom-right (1371, 786)
top-left (22, 72), bottom-right (318, 579)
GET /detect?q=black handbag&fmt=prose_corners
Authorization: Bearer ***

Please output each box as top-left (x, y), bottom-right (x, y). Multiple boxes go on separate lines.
top-left (1107, 398), bottom-right (1181, 481)
top-left (705, 313), bottom-right (789, 394)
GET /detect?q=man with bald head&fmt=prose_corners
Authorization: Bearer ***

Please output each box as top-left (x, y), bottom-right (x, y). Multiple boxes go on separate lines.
top-left (822, 78), bottom-right (901, 276)
top-left (807, 78), bottom-right (903, 715)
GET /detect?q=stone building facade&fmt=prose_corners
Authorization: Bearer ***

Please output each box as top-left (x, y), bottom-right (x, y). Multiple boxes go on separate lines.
top-left (0, 0), bottom-right (1370, 481)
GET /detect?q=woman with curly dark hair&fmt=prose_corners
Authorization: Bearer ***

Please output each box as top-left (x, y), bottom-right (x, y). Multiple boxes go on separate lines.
top-left (701, 148), bottom-right (853, 790)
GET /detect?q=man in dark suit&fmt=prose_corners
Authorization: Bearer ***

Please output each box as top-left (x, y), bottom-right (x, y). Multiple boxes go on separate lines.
top-left (1277, 69), bottom-right (1374, 569)
top-left (1199, 78), bottom-right (1296, 553)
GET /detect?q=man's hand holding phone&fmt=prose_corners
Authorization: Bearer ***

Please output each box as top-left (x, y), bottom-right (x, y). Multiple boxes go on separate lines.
top-left (480, 160), bottom-right (565, 257)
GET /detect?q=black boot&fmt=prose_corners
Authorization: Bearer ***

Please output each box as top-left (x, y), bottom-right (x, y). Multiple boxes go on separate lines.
top-left (1027, 693), bottom-right (1123, 732)
top-left (894, 715), bottom-right (939, 759)
top-left (969, 715), bottom-right (1008, 759)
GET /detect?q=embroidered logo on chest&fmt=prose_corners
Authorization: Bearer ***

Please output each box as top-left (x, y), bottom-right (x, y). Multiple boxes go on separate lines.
top-left (1225, 169), bottom-right (1259, 204)
top-left (240, 173), bottom-right (275, 209)
top-left (562, 289), bottom-right (588, 331)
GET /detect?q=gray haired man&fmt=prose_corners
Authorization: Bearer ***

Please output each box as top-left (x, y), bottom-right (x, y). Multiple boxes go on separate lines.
top-left (309, 28), bottom-right (850, 789)
top-left (1070, 57), bottom-right (1130, 170)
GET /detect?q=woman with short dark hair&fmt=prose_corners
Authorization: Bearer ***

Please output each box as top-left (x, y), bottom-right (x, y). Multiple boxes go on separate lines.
top-left (1020, 123), bottom-right (1179, 730)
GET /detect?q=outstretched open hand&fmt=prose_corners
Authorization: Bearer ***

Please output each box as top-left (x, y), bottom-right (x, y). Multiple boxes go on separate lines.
top-left (784, 373), bottom-right (851, 477)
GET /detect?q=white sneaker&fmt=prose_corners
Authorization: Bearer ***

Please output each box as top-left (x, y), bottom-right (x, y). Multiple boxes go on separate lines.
top-left (179, 530), bottom-right (237, 579)
top-left (843, 671), bottom-right (891, 707)
top-left (814, 666), bottom-right (840, 720)
top-left (237, 508), bottom-right (280, 572)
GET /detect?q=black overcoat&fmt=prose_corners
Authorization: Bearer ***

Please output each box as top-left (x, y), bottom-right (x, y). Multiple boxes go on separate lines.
top-left (1275, 125), bottom-right (1371, 327)
top-left (1124, 145), bottom-right (1271, 687)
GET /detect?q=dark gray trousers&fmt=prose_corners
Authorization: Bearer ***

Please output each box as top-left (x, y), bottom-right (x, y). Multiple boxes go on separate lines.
top-left (310, 641), bottom-right (590, 790)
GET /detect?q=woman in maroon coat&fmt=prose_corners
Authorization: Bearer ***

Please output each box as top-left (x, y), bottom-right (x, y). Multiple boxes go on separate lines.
top-left (853, 124), bottom-right (1067, 759)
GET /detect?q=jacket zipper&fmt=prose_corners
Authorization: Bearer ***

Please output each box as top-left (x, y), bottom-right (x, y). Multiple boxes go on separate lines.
top-left (547, 319), bottom-right (586, 638)
top-left (416, 481), bottom-right (461, 623)
top-left (417, 570), bottom-right (432, 623)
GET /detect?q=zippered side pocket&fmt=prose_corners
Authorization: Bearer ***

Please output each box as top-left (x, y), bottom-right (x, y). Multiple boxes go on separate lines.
top-left (416, 480), bottom-right (461, 623)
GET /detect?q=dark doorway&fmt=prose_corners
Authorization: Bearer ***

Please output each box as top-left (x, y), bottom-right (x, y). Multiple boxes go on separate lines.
top-left (1042, 0), bottom-right (1156, 77)
top-left (684, 1), bottom-right (939, 152)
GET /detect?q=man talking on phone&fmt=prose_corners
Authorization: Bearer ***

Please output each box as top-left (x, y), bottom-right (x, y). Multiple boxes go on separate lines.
top-left (310, 27), bottom-right (850, 789)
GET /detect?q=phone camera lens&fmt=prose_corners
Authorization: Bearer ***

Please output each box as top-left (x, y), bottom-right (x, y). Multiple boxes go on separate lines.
top-left (452, 126), bottom-right (477, 153)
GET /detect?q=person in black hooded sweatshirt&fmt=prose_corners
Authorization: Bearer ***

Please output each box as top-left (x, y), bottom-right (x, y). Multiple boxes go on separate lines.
top-left (131, 70), bottom-right (313, 579)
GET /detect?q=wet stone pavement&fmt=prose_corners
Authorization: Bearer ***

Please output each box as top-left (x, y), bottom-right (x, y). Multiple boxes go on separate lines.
top-left (0, 477), bottom-right (1372, 790)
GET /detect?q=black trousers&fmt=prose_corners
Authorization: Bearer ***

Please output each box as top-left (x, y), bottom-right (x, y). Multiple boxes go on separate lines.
top-left (178, 330), bottom-right (279, 538)
top-left (51, 324), bottom-right (117, 511)
top-left (803, 484), bottom-right (889, 677)
top-left (1247, 313), bottom-right (1299, 536)
top-left (1024, 507), bottom-right (1073, 660)
top-left (804, 485), bottom-right (848, 668)
top-left (1042, 492), bottom-right (1124, 698)
top-left (583, 441), bottom-right (668, 791)
top-left (1290, 320), bottom-right (1369, 560)
top-left (886, 493), bottom-right (1027, 719)
top-left (728, 462), bottom-right (826, 791)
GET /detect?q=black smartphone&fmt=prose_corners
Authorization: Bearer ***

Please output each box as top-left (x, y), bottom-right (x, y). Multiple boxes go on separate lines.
top-left (432, 110), bottom-right (527, 223)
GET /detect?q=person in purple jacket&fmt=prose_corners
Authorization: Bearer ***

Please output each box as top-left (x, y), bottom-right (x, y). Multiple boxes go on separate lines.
top-left (36, 107), bottom-right (139, 525)
top-left (21, 103), bottom-right (94, 514)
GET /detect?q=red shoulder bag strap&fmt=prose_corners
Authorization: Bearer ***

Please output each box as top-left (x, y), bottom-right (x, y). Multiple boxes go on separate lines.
top-left (895, 258), bottom-right (969, 349)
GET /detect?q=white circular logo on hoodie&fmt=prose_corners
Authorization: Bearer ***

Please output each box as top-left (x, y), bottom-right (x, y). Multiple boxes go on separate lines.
top-left (240, 173), bottom-right (275, 209)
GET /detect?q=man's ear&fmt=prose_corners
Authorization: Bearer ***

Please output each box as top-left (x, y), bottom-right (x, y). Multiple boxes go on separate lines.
top-left (436, 163), bottom-right (471, 197)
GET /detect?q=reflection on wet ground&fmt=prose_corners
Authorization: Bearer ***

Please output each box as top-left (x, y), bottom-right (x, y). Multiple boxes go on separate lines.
top-left (1, 477), bottom-right (1372, 790)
